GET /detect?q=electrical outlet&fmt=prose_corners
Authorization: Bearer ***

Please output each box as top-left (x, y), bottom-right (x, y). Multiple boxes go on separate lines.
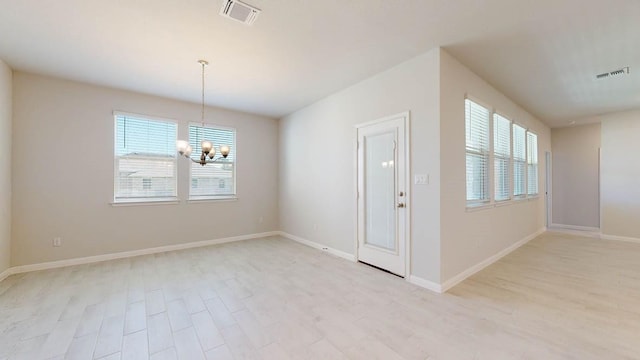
top-left (53, 237), bottom-right (62, 247)
top-left (313, 224), bottom-right (319, 231)
top-left (258, 216), bottom-right (264, 224)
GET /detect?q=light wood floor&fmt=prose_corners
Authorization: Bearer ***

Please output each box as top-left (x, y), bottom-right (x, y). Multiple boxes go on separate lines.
top-left (1, 232), bottom-right (639, 360)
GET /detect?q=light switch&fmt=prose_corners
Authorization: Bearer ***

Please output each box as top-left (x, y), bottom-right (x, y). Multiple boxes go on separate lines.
top-left (414, 174), bottom-right (429, 185)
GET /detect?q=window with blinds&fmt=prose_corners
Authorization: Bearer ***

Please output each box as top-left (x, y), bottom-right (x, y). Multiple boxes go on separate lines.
top-left (493, 114), bottom-right (511, 201)
top-left (114, 114), bottom-right (177, 203)
top-left (189, 124), bottom-right (236, 199)
top-left (513, 124), bottom-right (527, 197)
top-left (527, 131), bottom-right (538, 195)
top-left (465, 99), bottom-right (490, 204)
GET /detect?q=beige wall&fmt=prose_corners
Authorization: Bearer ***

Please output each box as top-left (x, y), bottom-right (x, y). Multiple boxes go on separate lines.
top-left (279, 47), bottom-right (551, 285)
top-left (551, 124), bottom-right (601, 228)
top-left (279, 48), bottom-right (442, 282)
top-left (439, 50), bottom-right (550, 282)
top-left (0, 60), bottom-right (11, 274)
top-left (11, 72), bottom-right (278, 267)
top-left (600, 110), bottom-right (640, 239)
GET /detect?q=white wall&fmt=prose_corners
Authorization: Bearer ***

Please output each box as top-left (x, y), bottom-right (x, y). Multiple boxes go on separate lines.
top-left (0, 60), bottom-right (11, 274)
top-left (11, 72), bottom-right (278, 267)
top-left (551, 124), bottom-right (601, 229)
top-left (601, 109), bottom-right (640, 239)
top-left (279, 48), bottom-right (442, 282)
top-left (439, 50), bottom-right (550, 282)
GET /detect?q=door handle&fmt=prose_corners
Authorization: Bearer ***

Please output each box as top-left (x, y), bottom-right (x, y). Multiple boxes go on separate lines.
top-left (397, 203), bottom-right (405, 208)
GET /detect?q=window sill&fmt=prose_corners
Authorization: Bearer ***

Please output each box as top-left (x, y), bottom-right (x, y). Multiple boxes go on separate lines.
top-left (494, 200), bottom-right (513, 207)
top-left (512, 195), bottom-right (540, 202)
top-left (111, 198), bottom-right (180, 207)
top-left (188, 196), bottom-right (238, 203)
top-left (465, 202), bottom-right (493, 212)
top-left (466, 196), bottom-right (538, 212)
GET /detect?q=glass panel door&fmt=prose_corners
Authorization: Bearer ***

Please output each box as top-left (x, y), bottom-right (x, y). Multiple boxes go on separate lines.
top-left (357, 113), bottom-right (407, 277)
top-left (364, 131), bottom-right (396, 251)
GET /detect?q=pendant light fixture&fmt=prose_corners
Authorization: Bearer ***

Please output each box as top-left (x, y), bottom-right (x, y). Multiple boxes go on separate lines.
top-left (176, 60), bottom-right (231, 166)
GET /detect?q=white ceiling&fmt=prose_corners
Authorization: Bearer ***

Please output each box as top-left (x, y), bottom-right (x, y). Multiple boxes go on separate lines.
top-left (0, 0), bottom-right (638, 127)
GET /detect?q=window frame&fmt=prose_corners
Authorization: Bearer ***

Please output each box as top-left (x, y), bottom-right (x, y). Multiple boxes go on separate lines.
top-left (187, 122), bottom-right (238, 201)
top-left (493, 112), bottom-right (512, 203)
top-left (464, 97), bottom-right (540, 211)
top-left (526, 130), bottom-right (539, 196)
top-left (512, 123), bottom-right (528, 199)
top-left (465, 97), bottom-right (492, 206)
top-left (112, 111), bottom-right (179, 205)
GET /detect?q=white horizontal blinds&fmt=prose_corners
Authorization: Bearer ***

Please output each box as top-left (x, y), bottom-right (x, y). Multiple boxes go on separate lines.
top-left (114, 114), bottom-right (177, 201)
top-left (527, 131), bottom-right (539, 195)
top-left (465, 99), bottom-right (490, 203)
top-left (189, 125), bottom-right (236, 198)
top-left (513, 124), bottom-right (527, 197)
top-left (493, 114), bottom-right (511, 201)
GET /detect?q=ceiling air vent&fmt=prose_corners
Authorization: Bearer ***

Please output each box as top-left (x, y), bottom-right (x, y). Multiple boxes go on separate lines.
top-left (596, 66), bottom-right (630, 80)
top-left (220, 0), bottom-right (261, 25)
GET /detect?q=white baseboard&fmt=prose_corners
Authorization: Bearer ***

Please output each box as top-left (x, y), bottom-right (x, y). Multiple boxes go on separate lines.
top-left (278, 231), bottom-right (356, 262)
top-left (600, 233), bottom-right (640, 244)
top-left (8, 231), bottom-right (279, 276)
top-left (549, 223), bottom-right (600, 232)
top-left (408, 275), bottom-right (443, 293)
top-left (0, 267), bottom-right (11, 282)
top-left (548, 227), bottom-right (640, 244)
top-left (547, 228), bottom-right (601, 239)
top-left (440, 227), bottom-right (547, 293)
top-left (549, 224), bottom-right (600, 237)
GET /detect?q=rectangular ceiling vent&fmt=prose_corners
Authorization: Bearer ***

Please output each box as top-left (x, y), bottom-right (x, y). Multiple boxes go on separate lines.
top-left (220, 0), bottom-right (261, 26)
top-left (596, 66), bottom-right (630, 79)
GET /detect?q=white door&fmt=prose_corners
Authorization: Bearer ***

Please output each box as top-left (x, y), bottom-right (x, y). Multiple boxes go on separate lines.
top-left (356, 114), bottom-right (408, 277)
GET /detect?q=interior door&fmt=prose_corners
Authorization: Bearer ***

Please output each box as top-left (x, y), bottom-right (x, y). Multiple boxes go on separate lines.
top-left (357, 114), bottom-right (407, 277)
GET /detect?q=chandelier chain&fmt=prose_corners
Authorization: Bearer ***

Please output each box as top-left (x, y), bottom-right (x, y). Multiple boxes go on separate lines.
top-left (201, 60), bottom-right (205, 127)
top-left (176, 59), bottom-right (230, 165)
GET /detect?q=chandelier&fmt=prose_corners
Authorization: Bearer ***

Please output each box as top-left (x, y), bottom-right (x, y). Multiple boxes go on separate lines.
top-left (176, 60), bottom-right (231, 166)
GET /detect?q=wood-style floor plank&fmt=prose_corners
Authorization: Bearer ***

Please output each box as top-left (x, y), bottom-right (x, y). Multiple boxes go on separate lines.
top-left (0, 233), bottom-right (639, 359)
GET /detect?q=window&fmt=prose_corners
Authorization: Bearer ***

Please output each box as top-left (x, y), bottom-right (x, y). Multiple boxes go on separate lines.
top-left (465, 99), bottom-right (490, 204)
top-left (512, 124), bottom-right (527, 197)
top-left (527, 131), bottom-right (538, 195)
top-left (114, 113), bottom-right (177, 203)
top-left (464, 97), bottom-right (541, 209)
top-left (189, 124), bottom-right (236, 199)
top-left (493, 114), bottom-right (511, 201)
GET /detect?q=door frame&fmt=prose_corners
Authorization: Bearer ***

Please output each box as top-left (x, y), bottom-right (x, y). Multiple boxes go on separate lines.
top-left (545, 151), bottom-right (552, 227)
top-left (353, 111), bottom-right (411, 278)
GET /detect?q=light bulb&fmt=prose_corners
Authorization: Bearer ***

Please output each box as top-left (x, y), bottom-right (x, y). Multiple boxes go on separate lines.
top-left (176, 140), bottom-right (189, 154)
top-left (184, 145), bottom-right (193, 157)
top-left (208, 147), bottom-right (216, 159)
top-left (201, 140), bottom-right (212, 154)
top-left (220, 145), bottom-right (230, 158)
